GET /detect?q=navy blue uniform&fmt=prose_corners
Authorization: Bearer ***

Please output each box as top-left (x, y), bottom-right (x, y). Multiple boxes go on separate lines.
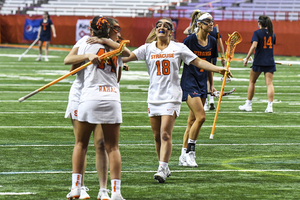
top-left (251, 29), bottom-right (276, 72)
top-left (39, 19), bottom-right (53, 41)
top-left (181, 34), bottom-right (218, 101)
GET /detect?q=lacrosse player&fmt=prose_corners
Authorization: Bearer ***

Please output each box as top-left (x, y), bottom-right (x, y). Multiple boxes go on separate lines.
top-left (239, 15), bottom-right (276, 113)
top-left (179, 11), bottom-right (219, 167)
top-left (122, 18), bottom-right (231, 183)
top-left (36, 11), bottom-right (56, 62)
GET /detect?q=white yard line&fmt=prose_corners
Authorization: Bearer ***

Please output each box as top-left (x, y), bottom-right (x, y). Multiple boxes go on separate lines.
top-left (0, 192), bottom-right (36, 195)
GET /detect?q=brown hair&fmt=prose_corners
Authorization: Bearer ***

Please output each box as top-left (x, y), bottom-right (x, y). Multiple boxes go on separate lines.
top-left (258, 15), bottom-right (273, 36)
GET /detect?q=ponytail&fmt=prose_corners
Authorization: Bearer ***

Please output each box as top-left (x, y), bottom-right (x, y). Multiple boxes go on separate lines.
top-left (258, 15), bottom-right (273, 36)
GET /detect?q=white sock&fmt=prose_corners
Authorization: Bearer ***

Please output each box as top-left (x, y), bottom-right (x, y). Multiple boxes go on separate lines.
top-left (181, 148), bottom-right (187, 156)
top-left (159, 161), bottom-right (168, 169)
top-left (246, 99), bottom-right (252, 106)
top-left (72, 173), bottom-right (82, 189)
top-left (111, 179), bottom-right (121, 194)
top-left (268, 101), bottom-right (273, 107)
top-left (38, 54), bottom-right (42, 58)
top-left (188, 138), bottom-right (197, 144)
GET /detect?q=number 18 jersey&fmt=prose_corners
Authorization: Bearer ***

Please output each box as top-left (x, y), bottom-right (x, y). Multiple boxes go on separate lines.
top-left (133, 41), bottom-right (197, 104)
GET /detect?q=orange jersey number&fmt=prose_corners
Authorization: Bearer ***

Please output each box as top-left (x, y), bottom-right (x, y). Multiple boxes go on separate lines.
top-left (97, 48), bottom-right (117, 72)
top-left (156, 60), bottom-right (170, 75)
top-left (263, 36), bottom-right (273, 49)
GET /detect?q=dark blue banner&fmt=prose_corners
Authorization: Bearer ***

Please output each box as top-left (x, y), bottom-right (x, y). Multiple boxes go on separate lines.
top-left (23, 18), bottom-right (42, 40)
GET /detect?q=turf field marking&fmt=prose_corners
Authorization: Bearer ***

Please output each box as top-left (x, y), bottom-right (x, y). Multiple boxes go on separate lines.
top-left (0, 143), bottom-right (299, 147)
top-left (0, 125), bottom-right (300, 129)
top-left (0, 192), bottom-right (36, 195)
top-left (0, 169), bottom-right (299, 175)
top-left (222, 154), bottom-right (300, 178)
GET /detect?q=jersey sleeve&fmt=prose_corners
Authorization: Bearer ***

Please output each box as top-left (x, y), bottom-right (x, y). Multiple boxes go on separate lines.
top-left (132, 44), bottom-right (147, 60)
top-left (73, 36), bottom-right (88, 49)
top-left (179, 43), bottom-right (198, 65)
top-left (251, 31), bottom-right (258, 43)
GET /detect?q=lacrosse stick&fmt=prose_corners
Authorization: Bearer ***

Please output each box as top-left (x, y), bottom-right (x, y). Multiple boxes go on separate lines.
top-left (275, 62), bottom-right (292, 66)
top-left (19, 40), bottom-right (130, 102)
top-left (18, 38), bottom-right (39, 61)
top-left (209, 32), bottom-right (242, 140)
top-left (209, 88), bottom-right (236, 98)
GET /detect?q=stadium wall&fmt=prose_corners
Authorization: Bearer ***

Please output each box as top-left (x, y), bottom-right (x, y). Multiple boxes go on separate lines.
top-left (0, 15), bottom-right (298, 56)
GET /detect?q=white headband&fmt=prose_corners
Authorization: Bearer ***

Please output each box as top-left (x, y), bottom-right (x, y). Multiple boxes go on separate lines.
top-left (198, 13), bottom-right (213, 21)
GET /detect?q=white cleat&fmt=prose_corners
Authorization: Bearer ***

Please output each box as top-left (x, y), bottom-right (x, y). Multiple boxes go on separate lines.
top-left (265, 107), bottom-right (273, 113)
top-left (154, 166), bottom-right (171, 183)
top-left (178, 155), bottom-right (187, 166)
top-left (45, 57), bottom-right (49, 62)
top-left (97, 189), bottom-right (111, 200)
top-left (66, 187), bottom-right (81, 199)
top-left (184, 151), bottom-right (198, 167)
top-left (239, 104), bottom-right (252, 112)
top-left (35, 57), bottom-right (42, 61)
top-left (79, 186), bottom-right (90, 199)
top-left (111, 192), bottom-right (125, 200)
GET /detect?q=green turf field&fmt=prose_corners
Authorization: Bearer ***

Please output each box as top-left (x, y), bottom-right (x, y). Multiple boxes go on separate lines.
top-left (0, 46), bottom-right (299, 200)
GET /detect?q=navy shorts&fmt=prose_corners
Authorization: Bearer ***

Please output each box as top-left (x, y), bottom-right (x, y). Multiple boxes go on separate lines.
top-left (182, 90), bottom-right (207, 101)
top-left (252, 65), bottom-right (276, 73)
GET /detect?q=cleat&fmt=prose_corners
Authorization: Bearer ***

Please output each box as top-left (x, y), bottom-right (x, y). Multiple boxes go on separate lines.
top-left (184, 151), bottom-right (198, 167)
top-left (45, 57), bottom-right (49, 62)
top-left (111, 192), bottom-right (125, 200)
top-left (265, 107), bottom-right (273, 113)
top-left (154, 166), bottom-right (170, 183)
top-left (204, 102), bottom-right (209, 111)
top-left (178, 155), bottom-right (187, 166)
top-left (239, 104), bottom-right (252, 112)
top-left (97, 189), bottom-right (111, 200)
top-left (35, 57), bottom-right (42, 61)
top-left (79, 186), bottom-right (90, 199)
top-left (66, 187), bottom-right (81, 199)
top-left (209, 103), bottom-right (215, 110)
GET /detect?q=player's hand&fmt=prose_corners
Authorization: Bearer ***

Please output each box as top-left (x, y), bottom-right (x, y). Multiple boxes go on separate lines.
top-left (219, 68), bottom-right (233, 78)
top-left (123, 63), bottom-right (129, 71)
top-left (221, 58), bottom-right (226, 67)
top-left (88, 54), bottom-right (100, 65)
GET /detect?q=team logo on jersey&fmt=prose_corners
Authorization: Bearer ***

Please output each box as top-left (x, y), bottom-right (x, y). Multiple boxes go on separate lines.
top-left (151, 53), bottom-right (174, 59)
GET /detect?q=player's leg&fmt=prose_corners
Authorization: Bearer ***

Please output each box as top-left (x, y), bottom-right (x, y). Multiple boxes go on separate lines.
top-left (207, 74), bottom-right (215, 110)
top-left (183, 96), bottom-right (206, 167)
top-left (239, 68), bottom-right (261, 111)
top-left (102, 123), bottom-right (124, 200)
top-left (179, 110), bottom-right (195, 166)
top-left (44, 41), bottom-right (50, 61)
top-left (264, 71), bottom-right (274, 113)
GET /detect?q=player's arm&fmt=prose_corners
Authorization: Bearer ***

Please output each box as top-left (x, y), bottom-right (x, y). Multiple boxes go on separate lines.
top-left (86, 37), bottom-right (131, 57)
top-left (122, 52), bottom-right (138, 63)
top-left (37, 26), bottom-right (41, 39)
top-left (190, 57), bottom-right (232, 77)
top-left (183, 26), bottom-right (192, 35)
top-left (64, 47), bottom-right (99, 66)
top-left (243, 41), bottom-right (257, 66)
top-left (51, 24), bottom-right (56, 38)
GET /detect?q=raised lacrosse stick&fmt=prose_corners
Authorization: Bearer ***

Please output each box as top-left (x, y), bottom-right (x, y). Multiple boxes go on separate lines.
top-left (19, 40), bottom-right (130, 102)
top-left (209, 32), bottom-right (242, 139)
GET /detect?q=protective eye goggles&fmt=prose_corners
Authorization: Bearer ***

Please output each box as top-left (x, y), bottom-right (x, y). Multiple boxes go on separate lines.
top-left (200, 19), bottom-right (214, 25)
top-left (155, 21), bottom-right (173, 31)
top-left (112, 25), bottom-right (121, 33)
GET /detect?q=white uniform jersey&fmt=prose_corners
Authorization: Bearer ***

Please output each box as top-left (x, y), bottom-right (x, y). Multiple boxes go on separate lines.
top-left (64, 36), bottom-right (88, 118)
top-left (79, 42), bottom-right (122, 102)
top-left (133, 41), bottom-right (197, 104)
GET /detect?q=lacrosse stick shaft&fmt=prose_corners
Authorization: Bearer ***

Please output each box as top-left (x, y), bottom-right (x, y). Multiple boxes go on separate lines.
top-left (216, 25), bottom-right (225, 62)
top-left (19, 40), bottom-right (130, 102)
top-left (275, 62), bottom-right (292, 66)
top-left (210, 59), bottom-right (231, 139)
top-left (19, 38), bottom-right (39, 60)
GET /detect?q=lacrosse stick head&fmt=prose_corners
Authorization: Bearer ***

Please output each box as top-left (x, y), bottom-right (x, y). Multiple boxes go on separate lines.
top-left (225, 31), bottom-right (242, 61)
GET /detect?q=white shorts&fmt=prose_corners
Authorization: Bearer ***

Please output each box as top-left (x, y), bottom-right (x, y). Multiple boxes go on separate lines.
top-left (64, 100), bottom-right (79, 120)
top-left (78, 100), bottom-right (122, 124)
top-left (148, 102), bottom-right (181, 117)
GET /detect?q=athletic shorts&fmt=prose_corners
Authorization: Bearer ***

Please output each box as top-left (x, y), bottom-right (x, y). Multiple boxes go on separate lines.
top-left (182, 90), bottom-right (207, 101)
top-left (148, 102), bottom-right (181, 117)
top-left (78, 100), bottom-right (122, 124)
top-left (252, 65), bottom-right (276, 73)
top-left (64, 100), bottom-right (79, 120)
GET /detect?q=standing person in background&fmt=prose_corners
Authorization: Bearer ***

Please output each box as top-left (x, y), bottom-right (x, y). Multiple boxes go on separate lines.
top-left (122, 18), bottom-right (231, 183)
top-left (64, 16), bottom-right (130, 200)
top-left (239, 15), bottom-right (276, 113)
top-left (179, 12), bottom-right (218, 167)
top-left (183, 10), bottom-right (226, 111)
top-left (36, 11), bottom-right (56, 61)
